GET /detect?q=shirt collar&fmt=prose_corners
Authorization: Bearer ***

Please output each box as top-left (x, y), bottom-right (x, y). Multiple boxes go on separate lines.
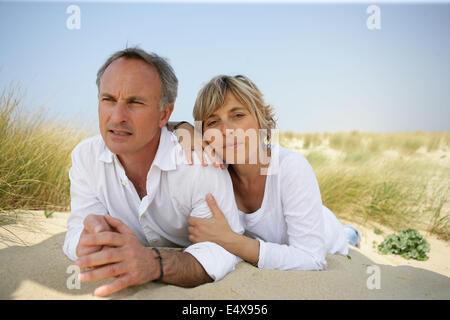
top-left (98, 126), bottom-right (179, 172)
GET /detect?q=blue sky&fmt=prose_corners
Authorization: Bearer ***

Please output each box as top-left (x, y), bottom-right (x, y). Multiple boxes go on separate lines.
top-left (0, 0), bottom-right (449, 133)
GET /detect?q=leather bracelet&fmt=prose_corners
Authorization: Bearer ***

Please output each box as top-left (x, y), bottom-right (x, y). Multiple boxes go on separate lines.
top-left (173, 121), bottom-right (190, 131)
top-left (151, 247), bottom-right (164, 282)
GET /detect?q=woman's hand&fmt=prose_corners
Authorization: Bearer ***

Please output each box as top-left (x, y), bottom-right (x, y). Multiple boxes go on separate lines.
top-left (172, 122), bottom-right (225, 169)
top-left (187, 193), bottom-right (234, 246)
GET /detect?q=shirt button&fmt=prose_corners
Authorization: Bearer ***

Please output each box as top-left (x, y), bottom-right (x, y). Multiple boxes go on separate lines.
top-left (121, 179), bottom-right (127, 186)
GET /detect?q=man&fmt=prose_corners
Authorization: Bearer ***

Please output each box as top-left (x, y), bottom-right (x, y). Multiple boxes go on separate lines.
top-left (63, 47), bottom-right (244, 297)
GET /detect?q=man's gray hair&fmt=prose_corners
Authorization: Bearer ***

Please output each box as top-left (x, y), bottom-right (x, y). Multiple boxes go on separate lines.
top-left (96, 47), bottom-right (178, 111)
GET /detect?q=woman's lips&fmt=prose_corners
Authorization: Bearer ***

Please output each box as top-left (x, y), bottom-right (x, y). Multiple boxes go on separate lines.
top-left (224, 142), bottom-right (243, 149)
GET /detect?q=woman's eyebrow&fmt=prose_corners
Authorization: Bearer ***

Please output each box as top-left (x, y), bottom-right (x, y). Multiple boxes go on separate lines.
top-left (229, 106), bottom-right (246, 113)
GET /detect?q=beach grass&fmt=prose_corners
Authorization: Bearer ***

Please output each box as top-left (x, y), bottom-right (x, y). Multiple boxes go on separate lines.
top-left (279, 130), bottom-right (450, 240)
top-left (1, 88), bottom-right (449, 241)
top-left (0, 88), bottom-right (89, 218)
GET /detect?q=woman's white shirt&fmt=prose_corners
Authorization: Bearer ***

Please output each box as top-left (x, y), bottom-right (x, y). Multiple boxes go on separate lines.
top-left (235, 144), bottom-right (349, 271)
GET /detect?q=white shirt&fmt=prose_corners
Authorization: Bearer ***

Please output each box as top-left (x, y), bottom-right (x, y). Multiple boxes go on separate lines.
top-left (63, 127), bottom-right (244, 281)
top-left (237, 144), bottom-right (349, 271)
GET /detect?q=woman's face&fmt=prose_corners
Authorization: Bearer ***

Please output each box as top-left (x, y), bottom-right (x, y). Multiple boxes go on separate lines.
top-left (203, 91), bottom-right (261, 165)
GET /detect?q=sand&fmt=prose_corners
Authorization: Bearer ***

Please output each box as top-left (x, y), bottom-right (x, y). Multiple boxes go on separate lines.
top-left (1, 211), bottom-right (449, 300)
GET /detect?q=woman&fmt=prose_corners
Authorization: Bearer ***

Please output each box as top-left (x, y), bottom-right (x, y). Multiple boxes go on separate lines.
top-left (169, 75), bottom-right (360, 270)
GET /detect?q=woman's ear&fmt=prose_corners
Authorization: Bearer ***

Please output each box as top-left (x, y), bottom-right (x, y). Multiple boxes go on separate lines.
top-left (159, 103), bottom-right (174, 128)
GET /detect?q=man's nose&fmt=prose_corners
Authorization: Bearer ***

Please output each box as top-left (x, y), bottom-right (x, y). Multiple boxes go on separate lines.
top-left (110, 101), bottom-right (129, 123)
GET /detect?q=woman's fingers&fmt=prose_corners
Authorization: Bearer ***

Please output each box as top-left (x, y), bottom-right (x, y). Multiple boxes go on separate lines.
top-left (173, 124), bottom-right (195, 165)
top-left (205, 193), bottom-right (224, 218)
top-left (178, 129), bottom-right (194, 165)
top-left (200, 141), bottom-right (210, 167)
top-left (187, 216), bottom-right (202, 226)
top-left (183, 143), bottom-right (193, 165)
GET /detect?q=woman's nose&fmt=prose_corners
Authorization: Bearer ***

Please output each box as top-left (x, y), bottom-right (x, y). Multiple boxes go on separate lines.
top-left (220, 121), bottom-right (235, 137)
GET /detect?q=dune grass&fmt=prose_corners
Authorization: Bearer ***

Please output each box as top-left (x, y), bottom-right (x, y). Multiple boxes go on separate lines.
top-left (1, 87), bottom-right (448, 241)
top-left (0, 88), bottom-right (89, 221)
top-left (280, 130), bottom-right (450, 240)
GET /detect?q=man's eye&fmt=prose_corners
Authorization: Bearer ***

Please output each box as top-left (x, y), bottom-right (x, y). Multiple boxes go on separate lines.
top-left (130, 101), bottom-right (143, 105)
top-left (206, 120), bottom-right (217, 127)
top-left (235, 113), bottom-right (245, 118)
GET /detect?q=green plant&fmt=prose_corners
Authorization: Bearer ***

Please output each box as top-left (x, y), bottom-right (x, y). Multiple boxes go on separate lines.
top-left (44, 210), bottom-right (54, 218)
top-left (378, 228), bottom-right (430, 261)
top-left (0, 87), bottom-right (90, 217)
top-left (374, 228), bottom-right (383, 235)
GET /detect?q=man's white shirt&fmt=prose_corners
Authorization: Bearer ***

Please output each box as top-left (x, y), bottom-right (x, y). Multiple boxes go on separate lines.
top-left (63, 127), bottom-right (244, 281)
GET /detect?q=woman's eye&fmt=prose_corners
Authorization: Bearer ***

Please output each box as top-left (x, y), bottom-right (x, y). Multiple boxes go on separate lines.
top-left (235, 113), bottom-right (245, 118)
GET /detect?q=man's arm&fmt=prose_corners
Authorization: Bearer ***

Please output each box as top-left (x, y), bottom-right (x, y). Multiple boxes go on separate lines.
top-left (159, 250), bottom-right (212, 287)
top-left (76, 215), bottom-right (212, 296)
top-left (180, 162), bottom-right (245, 282)
top-left (63, 141), bottom-right (109, 261)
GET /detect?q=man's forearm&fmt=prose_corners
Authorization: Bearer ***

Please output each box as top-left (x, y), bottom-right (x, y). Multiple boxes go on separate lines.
top-left (159, 250), bottom-right (213, 287)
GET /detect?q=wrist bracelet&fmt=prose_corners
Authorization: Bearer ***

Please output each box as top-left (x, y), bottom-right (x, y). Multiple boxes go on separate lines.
top-left (151, 247), bottom-right (164, 282)
top-left (173, 121), bottom-right (189, 131)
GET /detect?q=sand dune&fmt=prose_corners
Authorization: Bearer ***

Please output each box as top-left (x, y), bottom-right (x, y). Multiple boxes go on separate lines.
top-left (1, 211), bottom-right (449, 300)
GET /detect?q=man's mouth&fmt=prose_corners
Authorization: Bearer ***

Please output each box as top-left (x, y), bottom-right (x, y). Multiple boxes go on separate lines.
top-left (109, 130), bottom-right (132, 136)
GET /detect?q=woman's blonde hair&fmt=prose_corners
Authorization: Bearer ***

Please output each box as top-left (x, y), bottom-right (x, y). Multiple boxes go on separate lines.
top-left (193, 75), bottom-right (277, 142)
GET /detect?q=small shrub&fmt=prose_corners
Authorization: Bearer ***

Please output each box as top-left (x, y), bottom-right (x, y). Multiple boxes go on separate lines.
top-left (378, 228), bottom-right (430, 261)
top-left (374, 228), bottom-right (383, 235)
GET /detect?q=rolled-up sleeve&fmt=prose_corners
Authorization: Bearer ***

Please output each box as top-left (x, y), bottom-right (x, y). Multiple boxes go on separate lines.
top-left (184, 242), bottom-right (242, 281)
top-left (62, 143), bottom-right (107, 261)
top-left (184, 164), bottom-right (244, 281)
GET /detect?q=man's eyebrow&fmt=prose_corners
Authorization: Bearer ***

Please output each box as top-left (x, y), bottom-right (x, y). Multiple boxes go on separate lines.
top-left (99, 93), bottom-right (147, 102)
top-left (126, 95), bottom-right (147, 102)
top-left (99, 92), bottom-right (116, 99)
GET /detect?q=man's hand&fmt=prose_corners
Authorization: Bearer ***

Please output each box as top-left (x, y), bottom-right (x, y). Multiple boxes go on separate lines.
top-left (75, 215), bottom-right (161, 297)
top-left (76, 214), bottom-right (113, 257)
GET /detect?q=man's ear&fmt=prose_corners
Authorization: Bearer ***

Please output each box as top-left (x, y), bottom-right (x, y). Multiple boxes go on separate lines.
top-left (159, 103), bottom-right (174, 128)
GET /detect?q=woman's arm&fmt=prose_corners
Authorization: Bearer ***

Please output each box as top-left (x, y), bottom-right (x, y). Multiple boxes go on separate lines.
top-left (220, 231), bottom-right (260, 266)
top-left (188, 194), bottom-right (260, 265)
top-left (189, 154), bottom-right (330, 271)
top-left (167, 121), bottom-right (225, 169)
top-left (255, 155), bottom-right (328, 271)
top-left (166, 121), bottom-right (191, 132)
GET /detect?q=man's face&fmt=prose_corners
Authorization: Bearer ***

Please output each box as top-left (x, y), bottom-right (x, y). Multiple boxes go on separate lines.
top-left (98, 57), bottom-right (171, 156)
